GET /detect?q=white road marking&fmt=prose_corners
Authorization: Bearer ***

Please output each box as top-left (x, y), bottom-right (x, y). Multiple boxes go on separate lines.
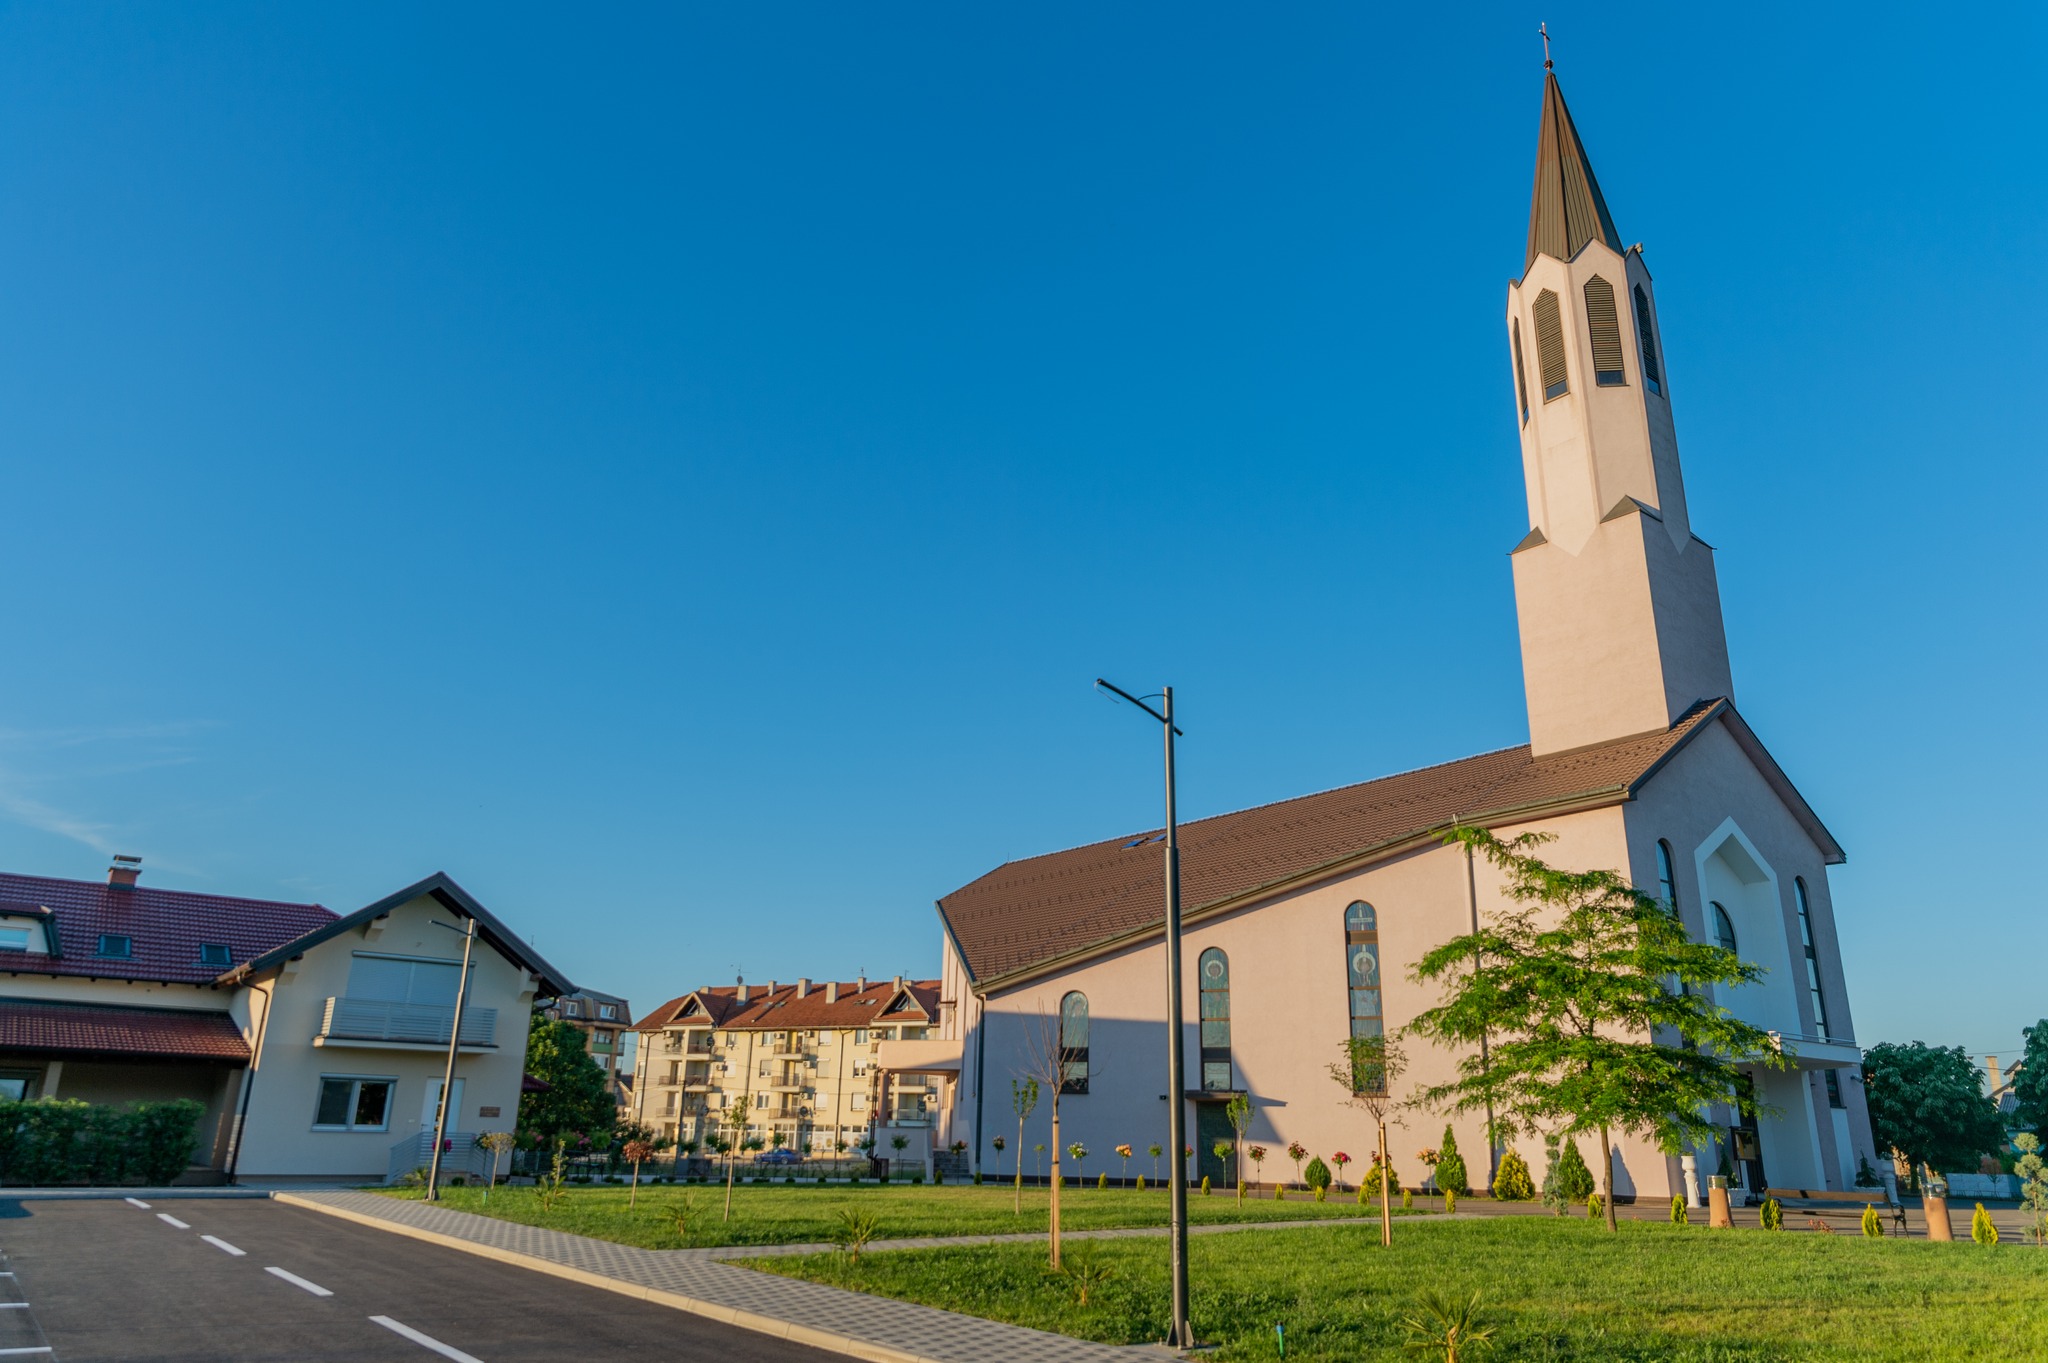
top-left (263, 1267), bottom-right (332, 1297)
top-left (124, 1197), bottom-right (151, 1209)
top-left (201, 1235), bottom-right (246, 1257)
top-left (0, 1347), bottom-right (53, 1356)
top-left (0, 1303), bottom-right (27, 1309)
top-left (370, 1317), bottom-right (486, 1363)
top-left (157, 1213), bottom-right (190, 1230)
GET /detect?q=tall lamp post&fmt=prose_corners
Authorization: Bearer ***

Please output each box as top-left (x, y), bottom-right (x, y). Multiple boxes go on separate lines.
top-left (1094, 678), bottom-right (1192, 1350)
top-left (425, 914), bottom-right (478, 1203)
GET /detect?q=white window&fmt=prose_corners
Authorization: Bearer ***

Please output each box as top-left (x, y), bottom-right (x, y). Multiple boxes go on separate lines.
top-left (851, 1093), bottom-right (867, 1110)
top-left (598, 1004), bottom-right (618, 1020)
top-left (313, 1076), bottom-right (395, 1131)
top-left (564, 1000), bottom-right (581, 1017)
top-left (348, 954), bottom-right (462, 1006)
top-left (853, 1029), bottom-right (868, 1045)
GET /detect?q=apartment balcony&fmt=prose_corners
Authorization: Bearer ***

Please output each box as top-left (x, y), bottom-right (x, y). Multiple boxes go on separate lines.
top-left (654, 1074), bottom-right (680, 1088)
top-left (769, 1079), bottom-right (806, 1094)
top-left (769, 1042), bottom-right (805, 1057)
top-left (873, 1037), bottom-right (961, 1077)
top-left (683, 1081), bottom-right (715, 1094)
top-left (684, 1042), bottom-right (715, 1057)
top-left (315, 998), bottom-right (497, 1050)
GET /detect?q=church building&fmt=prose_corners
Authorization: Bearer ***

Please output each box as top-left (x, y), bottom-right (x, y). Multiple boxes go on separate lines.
top-left (923, 70), bottom-right (1879, 1203)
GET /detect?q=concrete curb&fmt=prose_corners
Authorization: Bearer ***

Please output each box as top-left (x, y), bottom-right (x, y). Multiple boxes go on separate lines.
top-left (270, 1192), bottom-right (1055, 1363)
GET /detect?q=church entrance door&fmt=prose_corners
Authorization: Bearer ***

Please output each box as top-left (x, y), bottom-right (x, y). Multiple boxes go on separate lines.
top-left (1196, 1102), bottom-right (1235, 1187)
top-left (1730, 1074), bottom-right (1766, 1197)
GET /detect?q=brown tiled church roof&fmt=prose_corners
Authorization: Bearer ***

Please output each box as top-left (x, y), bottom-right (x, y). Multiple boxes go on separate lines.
top-left (940, 702), bottom-right (1726, 986)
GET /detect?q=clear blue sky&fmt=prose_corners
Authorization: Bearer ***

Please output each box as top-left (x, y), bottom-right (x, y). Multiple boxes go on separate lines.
top-left (2, 5), bottom-right (2041, 1072)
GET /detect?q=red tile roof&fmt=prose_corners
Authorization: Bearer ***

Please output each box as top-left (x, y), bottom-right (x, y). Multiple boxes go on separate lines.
top-left (0, 998), bottom-right (250, 1061)
top-left (632, 980), bottom-right (941, 1033)
top-left (0, 872), bottom-right (335, 988)
top-left (940, 703), bottom-right (1727, 985)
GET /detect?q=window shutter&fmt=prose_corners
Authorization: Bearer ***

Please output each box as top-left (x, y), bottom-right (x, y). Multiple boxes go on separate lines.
top-left (1511, 318), bottom-right (1530, 424)
top-left (1533, 290), bottom-right (1568, 400)
top-left (1633, 284), bottom-right (1663, 395)
top-left (1584, 276), bottom-right (1625, 386)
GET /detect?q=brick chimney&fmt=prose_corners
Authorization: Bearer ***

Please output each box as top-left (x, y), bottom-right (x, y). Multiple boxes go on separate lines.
top-left (108, 855), bottom-right (141, 889)
top-left (856, 973), bottom-right (867, 992)
top-left (1987, 1055), bottom-right (2003, 1093)
top-left (735, 982), bottom-right (749, 1003)
top-left (825, 981), bottom-right (839, 1004)
top-left (892, 974), bottom-right (904, 994)
top-left (796, 977), bottom-right (811, 998)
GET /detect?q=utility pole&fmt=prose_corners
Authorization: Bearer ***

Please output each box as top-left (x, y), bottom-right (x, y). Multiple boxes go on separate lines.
top-left (1094, 678), bottom-right (1192, 1349)
top-left (425, 915), bottom-right (478, 1202)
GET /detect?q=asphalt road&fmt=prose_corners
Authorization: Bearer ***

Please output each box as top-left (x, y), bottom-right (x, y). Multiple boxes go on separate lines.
top-left (0, 1196), bottom-right (842, 1363)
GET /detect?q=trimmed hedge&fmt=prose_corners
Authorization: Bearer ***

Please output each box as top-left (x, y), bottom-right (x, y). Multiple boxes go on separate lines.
top-left (0, 1098), bottom-right (205, 1186)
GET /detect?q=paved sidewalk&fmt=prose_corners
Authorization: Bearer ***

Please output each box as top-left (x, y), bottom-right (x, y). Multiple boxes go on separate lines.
top-left (278, 1190), bottom-right (1202, 1363)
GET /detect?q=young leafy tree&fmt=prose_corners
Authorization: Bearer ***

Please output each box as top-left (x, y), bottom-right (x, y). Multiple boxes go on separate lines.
top-left (720, 1094), bottom-right (751, 1222)
top-left (519, 1018), bottom-right (618, 1150)
top-left (1010, 1078), bottom-right (1039, 1214)
top-left (1862, 1041), bottom-right (2004, 1191)
top-left (1327, 1033), bottom-right (1407, 1245)
top-left (1407, 826), bottom-right (1789, 1231)
top-left (1224, 1092), bottom-right (1253, 1205)
top-left (1019, 1001), bottom-right (1089, 1268)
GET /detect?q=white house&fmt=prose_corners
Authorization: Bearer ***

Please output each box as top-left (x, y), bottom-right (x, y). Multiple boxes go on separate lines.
top-left (0, 860), bottom-right (571, 1183)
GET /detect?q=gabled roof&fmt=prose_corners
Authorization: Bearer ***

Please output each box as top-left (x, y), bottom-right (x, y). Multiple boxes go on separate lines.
top-left (0, 997), bottom-right (251, 1062)
top-left (0, 872), bottom-right (334, 987)
top-left (1526, 71), bottom-right (1623, 272)
top-left (218, 872), bottom-right (574, 998)
top-left (632, 979), bottom-right (940, 1033)
top-left (939, 701), bottom-right (1817, 988)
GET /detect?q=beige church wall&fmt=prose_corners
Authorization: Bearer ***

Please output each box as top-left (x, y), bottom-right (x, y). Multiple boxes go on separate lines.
top-left (1513, 517), bottom-right (1672, 752)
top-left (968, 804), bottom-right (1692, 1200)
top-left (230, 893), bottom-right (534, 1180)
top-left (1622, 717), bottom-right (1877, 1191)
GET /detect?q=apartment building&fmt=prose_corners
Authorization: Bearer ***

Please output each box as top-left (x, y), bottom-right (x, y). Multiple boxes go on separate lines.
top-left (538, 986), bottom-right (633, 1104)
top-left (627, 975), bottom-right (950, 1168)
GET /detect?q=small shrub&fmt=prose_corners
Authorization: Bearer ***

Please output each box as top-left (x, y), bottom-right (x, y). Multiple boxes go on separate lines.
top-left (1553, 1138), bottom-right (1595, 1209)
top-left (1097, 1172), bottom-right (1108, 1190)
top-left (1435, 1125), bottom-right (1469, 1198)
top-left (1491, 1149), bottom-right (1536, 1201)
top-left (1059, 1248), bottom-right (1116, 1307)
top-left (1759, 1197), bottom-right (1782, 1231)
top-left (1444, 1188), bottom-right (1458, 1215)
top-left (1304, 1156), bottom-right (1332, 1193)
top-left (1201, 1175), bottom-right (1211, 1195)
top-left (1971, 1202), bottom-right (1998, 1246)
top-left (1360, 1159), bottom-right (1402, 1200)
top-left (1402, 1189), bottom-right (1413, 1210)
top-left (1670, 1194), bottom-right (1687, 1226)
top-left (1135, 1174), bottom-right (1146, 1192)
top-left (832, 1208), bottom-right (881, 1262)
top-left (1400, 1287), bottom-right (1493, 1363)
top-left (973, 1171), bottom-right (982, 1185)
top-left (1861, 1204), bottom-right (1884, 1237)
top-left (669, 1191), bottom-right (700, 1244)
top-left (1314, 1184), bottom-right (1327, 1202)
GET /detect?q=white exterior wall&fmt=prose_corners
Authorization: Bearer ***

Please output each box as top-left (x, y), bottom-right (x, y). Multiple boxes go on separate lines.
top-left (232, 894), bottom-right (537, 1180)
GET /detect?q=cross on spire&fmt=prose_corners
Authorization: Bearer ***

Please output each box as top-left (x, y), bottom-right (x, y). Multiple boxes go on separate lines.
top-left (1540, 22), bottom-right (1553, 71)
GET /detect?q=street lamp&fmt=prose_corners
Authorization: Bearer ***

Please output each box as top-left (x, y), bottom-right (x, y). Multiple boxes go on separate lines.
top-left (424, 914), bottom-right (478, 1203)
top-left (1094, 678), bottom-right (1192, 1350)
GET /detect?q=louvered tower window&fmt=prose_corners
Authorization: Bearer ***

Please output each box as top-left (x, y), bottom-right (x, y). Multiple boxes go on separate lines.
top-left (1633, 283), bottom-right (1663, 396)
top-left (1584, 276), bottom-right (1626, 386)
top-left (1532, 290), bottom-right (1568, 400)
top-left (1511, 319), bottom-right (1530, 425)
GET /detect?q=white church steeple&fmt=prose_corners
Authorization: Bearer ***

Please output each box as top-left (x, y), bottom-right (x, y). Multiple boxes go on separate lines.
top-left (1507, 70), bottom-right (1734, 757)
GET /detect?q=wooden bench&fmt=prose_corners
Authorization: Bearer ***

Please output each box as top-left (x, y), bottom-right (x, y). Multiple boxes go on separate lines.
top-left (1766, 1187), bottom-right (1905, 1231)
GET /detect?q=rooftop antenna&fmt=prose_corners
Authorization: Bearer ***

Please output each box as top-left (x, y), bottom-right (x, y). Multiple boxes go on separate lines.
top-left (1539, 22), bottom-right (1553, 70)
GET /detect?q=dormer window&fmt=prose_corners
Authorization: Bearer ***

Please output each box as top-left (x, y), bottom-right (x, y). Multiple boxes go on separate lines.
top-left (0, 928), bottom-right (28, 953)
top-left (96, 934), bottom-right (133, 959)
top-left (199, 943), bottom-right (232, 968)
top-left (564, 1001), bottom-right (581, 1017)
top-left (598, 1004), bottom-right (617, 1020)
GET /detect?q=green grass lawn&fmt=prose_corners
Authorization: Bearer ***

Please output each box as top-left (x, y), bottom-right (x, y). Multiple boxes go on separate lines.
top-left (748, 1216), bottom-right (2048, 1361)
top-left (386, 1180), bottom-right (1401, 1249)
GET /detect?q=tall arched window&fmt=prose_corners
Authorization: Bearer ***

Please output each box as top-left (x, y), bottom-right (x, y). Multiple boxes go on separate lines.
top-left (1058, 991), bottom-right (1089, 1094)
top-left (1511, 318), bottom-right (1530, 425)
top-left (1655, 840), bottom-right (1679, 909)
top-left (1344, 903), bottom-right (1382, 1041)
top-left (1710, 902), bottom-right (1738, 956)
top-left (1533, 290), bottom-right (1569, 400)
top-left (1795, 878), bottom-right (1831, 1039)
top-left (1198, 948), bottom-right (1232, 1091)
top-left (1632, 283), bottom-right (1663, 396)
top-left (1583, 276), bottom-right (1626, 386)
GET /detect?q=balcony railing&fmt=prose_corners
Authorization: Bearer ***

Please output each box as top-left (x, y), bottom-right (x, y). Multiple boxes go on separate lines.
top-left (320, 997), bottom-right (497, 1047)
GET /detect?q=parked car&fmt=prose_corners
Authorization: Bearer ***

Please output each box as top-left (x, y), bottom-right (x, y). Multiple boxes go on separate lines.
top-left (756, 1148), bottom-right (802, 1165)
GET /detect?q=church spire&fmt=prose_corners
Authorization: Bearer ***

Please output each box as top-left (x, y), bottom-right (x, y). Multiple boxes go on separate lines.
top-left (1525, 72), bottom-right (1623, 272)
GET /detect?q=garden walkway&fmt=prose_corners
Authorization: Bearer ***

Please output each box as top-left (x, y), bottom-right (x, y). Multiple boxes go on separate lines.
top-left (280, 1191), bottom-right (1415, 1362)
